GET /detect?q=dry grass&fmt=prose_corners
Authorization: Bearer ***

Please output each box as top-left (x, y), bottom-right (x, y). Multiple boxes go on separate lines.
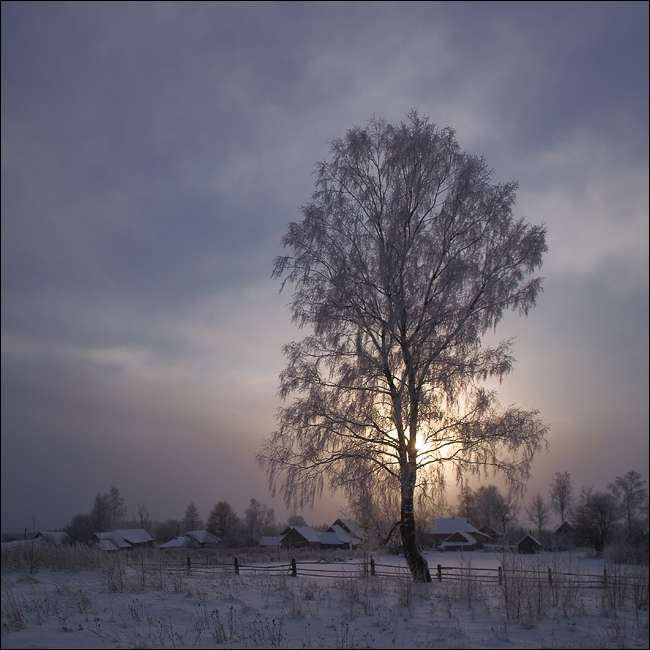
top-left (2, 545), bottom-right (648, 648)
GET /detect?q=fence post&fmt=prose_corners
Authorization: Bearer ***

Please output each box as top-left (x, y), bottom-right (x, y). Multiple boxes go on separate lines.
top-left (187, 556), bottom-right (191, 574)
top-left (603, 567), bottom-right (607, 586)
top-left (548, 568), bottom-right (553, 586)
top-left (498, 566), bottom-right (503, 586)
top-left (234, 557), bottom-right (239, 575)
top-left (437, 564), bottom-right (442, 582)
top-left (291, 558), bottom-right (297, 577)
top-left (370, 557), bottom-right (375, 577)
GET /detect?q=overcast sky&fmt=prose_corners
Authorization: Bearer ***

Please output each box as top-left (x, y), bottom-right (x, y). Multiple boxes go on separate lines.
top-left (2, 1), bottom-right (648, 534)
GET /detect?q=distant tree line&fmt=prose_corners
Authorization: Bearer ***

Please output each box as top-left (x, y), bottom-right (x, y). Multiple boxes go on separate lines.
top-left (456, 469), bottom-right (648, 560)
top-left (58, 489), bottom-right (316, 548)
top-left (7, 469), bottom-right (647, 562)
top-left (343, 468), bottom-right (647, 562)
top-left (65, 485), bottom-right (129, 544)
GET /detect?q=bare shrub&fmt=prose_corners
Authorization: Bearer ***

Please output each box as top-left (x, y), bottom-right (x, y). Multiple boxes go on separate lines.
top-left (630, 566), bottom-right (649, 612)
top-left (397, 572), bottom-right (413, 608)
top-left (441, 555), bottom-right (486, 611)
top-left (204, 605), bottom-right (236, 643)
top-left (249, 614), bottom-right (286, 649)
top-left (2, 541), bottom-right (108, 574)
top-left (547, 551), bottom-right (582, 610)
top-left (1, 583), bottom-right (26, 630)
top-left (301, 578), bottom-right (321, 601)
top-left (499, 552), bottom-right (528, 621)
top-left (603, 561), bottom-right (628, 609)
top-left (337, 580), bottom-right (362, 620)
top-left (99, 552), bottom-right (125, 593)
top-left (324, 620), bottom-right (375, 649)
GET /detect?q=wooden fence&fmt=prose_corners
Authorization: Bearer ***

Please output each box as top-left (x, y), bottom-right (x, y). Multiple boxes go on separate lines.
top-left (147, 556), bottom-right (648, 594)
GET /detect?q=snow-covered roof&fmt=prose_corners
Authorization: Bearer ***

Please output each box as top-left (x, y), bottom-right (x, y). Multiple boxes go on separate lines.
top-left (34, 531), bottom-right (69, 545)
top-left (259, 535), bottom-right (284, 547)
top-left (158, 530), bottom-right (220, 549)
top-left (114, 529), bottom-right (153, 544)
top-left (92, 529), bottom-right (152, 550)
top-left (518, 533), bottom-right (541, 546)
top-left (440, 530), bottom-right (477, 546)
top-left (158, 536), bottom-right (189, 549)
top-left (328, 524), bottom-right (351, 542)
top-left (283, 526), bottom-right (322, 543)
top-left (327, 524), bottom-right (361, 546)
top-left (334, 518), bottom-right (366, 539)
top-left (425, 517), bottom-right (480, 536)
top-left (319, 531), bottom-right (347, 546)
top-left (480, 525), bottom-right (500, 536)
top-left (551, 521), bottom-right (574, 535)
top-left (93, 532), bottom-right (132, 549)
top-left (95, 539), bottom-right (119, 551)
top-left (185, 530), bottom-right (220, 546)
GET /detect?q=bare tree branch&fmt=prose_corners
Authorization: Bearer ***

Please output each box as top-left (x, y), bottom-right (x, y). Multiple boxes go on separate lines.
top-left (258, 111), bottom-right (549, 581)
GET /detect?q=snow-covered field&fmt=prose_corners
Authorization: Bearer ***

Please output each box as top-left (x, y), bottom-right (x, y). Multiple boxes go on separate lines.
top-left (1, 546), bottom-right (648, 648)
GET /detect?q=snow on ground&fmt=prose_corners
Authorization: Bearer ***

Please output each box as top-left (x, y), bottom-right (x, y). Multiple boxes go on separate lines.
top-left (1, 548), bottom-right (648, 648)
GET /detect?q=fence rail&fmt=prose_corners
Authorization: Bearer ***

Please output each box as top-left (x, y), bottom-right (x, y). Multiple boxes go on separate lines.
top-left (141, 556), bottom-right (648, 594)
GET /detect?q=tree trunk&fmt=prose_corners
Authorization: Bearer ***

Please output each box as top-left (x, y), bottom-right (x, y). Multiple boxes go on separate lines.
top-left (400, 460), bottom-right (431, 582)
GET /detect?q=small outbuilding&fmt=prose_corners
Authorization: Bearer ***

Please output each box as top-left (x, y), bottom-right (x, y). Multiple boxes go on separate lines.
top-left (551, 521), bottom-right (577, 550)
top-left (517, 533), bottom-right (542, 554)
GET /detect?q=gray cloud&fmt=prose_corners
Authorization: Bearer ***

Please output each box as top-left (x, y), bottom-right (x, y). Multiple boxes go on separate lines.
top-left (2, 1), bottom-right (647, 533)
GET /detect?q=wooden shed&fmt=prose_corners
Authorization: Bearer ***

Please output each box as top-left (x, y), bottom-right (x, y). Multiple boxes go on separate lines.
top-left (518, 533), bottom-right (542, 554)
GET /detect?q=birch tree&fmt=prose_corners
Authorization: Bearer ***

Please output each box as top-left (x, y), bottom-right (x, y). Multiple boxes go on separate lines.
top-left (206, 501), bottom-right (239, 541)
top-left (608, 470), bottom-right (647, 536)
top-left (572, 487), bottom-right (618, 555)
top-left (258, 112), bottom-right (549, 581)
top-left (549, 471), bottom-right (573, 523)
top-left (525, 493), bottom-right (551, 537)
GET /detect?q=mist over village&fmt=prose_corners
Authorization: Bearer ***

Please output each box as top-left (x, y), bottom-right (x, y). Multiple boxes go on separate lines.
top-left (1, 2), bottom-right (648, 648)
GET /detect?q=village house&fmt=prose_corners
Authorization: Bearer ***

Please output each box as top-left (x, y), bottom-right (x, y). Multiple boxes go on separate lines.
top-left (279, 525), bottom-right (323, 549)
top-left (318, 530), bottom-right (350, 549)
top-left (92, 532), bottom-right (135, 551)
top-left (158, 530), bottom-right (220, 550)
top-left (91, 529), bottom-right (153, 551)
top-left (423, 517), bottom-right (490, 550)
top-left (257, 519), bottom-right (366, 550)
top-left (330, 518), bottom-right (366, 543)
top-left (326, 520), bottom-right (364, 549)
top-left (33, 531), bottom-right (69, 546)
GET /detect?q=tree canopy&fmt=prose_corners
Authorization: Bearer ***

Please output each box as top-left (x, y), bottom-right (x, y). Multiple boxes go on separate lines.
top-left (258, 111), bottom-right (549, 580)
